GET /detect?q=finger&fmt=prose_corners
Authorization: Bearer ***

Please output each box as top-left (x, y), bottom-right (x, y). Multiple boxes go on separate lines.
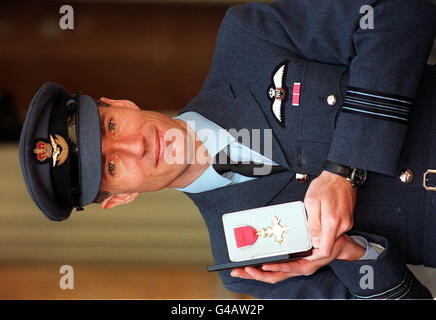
top-left (245, 267), bottom-right (294, 284)
top-left (304, 197), bottom-right (321, 248)
top-left (337, 214), bottom-right (354, 238)
top-left (261, 261), bottom-right (302, 273)
top-left (263, 260), bottom-right (318, 276)
top-left (319, 205), bottom-right (338, 258)
top-left (230, 268), bottom-right (254, 280)
top-left (304, 248), bottom-right (327, 262)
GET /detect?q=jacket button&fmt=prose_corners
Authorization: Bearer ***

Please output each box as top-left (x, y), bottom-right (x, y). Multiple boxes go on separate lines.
top-left (327, 94), bottom-right (337, 106)
top-left (399, 169), bottom-right (414, 183)
top-left (296, 173), bottom-right (309, 183)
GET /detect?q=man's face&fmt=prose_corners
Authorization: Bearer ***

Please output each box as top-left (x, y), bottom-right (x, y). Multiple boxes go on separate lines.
top-left (97, 97), bottom-right (190, 207)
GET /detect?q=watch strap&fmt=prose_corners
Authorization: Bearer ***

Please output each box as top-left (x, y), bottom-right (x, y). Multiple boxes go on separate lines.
top-left (323, 160), bottom-right (353, 178)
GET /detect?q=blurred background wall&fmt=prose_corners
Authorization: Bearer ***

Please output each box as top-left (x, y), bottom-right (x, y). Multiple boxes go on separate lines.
top-left (0, 0), bottom-right (253, 299)
top-left (0, 0), bottom-right (435, 299)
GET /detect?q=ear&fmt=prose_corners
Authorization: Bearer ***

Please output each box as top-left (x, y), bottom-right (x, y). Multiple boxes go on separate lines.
top-left (100, 97), bottom-right (140, 111)
top-left (100, 192), bottom-right (139, 209)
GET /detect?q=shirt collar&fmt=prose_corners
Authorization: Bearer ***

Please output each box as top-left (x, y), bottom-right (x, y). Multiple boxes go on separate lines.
top-left (174, 111), bottom-right (234, 157)
top-left (173, 111), bottom-right (234, 193)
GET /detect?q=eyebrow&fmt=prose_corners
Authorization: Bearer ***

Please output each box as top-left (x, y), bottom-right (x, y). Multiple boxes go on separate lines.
top-left (100, 110), bottom-right (108, 184)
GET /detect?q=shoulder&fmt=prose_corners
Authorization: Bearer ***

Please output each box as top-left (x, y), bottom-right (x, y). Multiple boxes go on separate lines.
top-left (221, 2), bottom-right (282, 40)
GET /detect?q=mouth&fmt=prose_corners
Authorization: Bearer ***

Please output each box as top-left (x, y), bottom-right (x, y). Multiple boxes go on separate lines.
top-left (155, 129), bottom-right (164, 167)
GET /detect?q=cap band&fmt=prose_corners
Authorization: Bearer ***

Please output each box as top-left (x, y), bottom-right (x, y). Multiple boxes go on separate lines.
top-left (66, 92), bottom-right (83, 211)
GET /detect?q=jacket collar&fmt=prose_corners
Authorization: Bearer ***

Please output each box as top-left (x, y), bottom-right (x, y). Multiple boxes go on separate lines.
top-left (180, 84), bottom-right (294, 214)
top-left (181, 84), bottom-right (290, 170)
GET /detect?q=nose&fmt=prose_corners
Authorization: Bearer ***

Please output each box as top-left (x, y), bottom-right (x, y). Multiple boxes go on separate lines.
top-left (106, 135), bottom-right (146, 159)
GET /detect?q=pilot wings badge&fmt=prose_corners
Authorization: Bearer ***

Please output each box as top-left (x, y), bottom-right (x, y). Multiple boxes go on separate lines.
top-left (50, 134), bottom-right (69, 167)
top-left (267, 60), bottom-right (289, 127)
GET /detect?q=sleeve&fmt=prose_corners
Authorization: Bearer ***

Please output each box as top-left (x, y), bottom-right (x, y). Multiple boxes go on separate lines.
top-left (329, 232), bottom-right (433, 299)
top-left (225, 231), bottom-right (432, 299)
top-left (226, 0), bottom-right (436, 175)
top-left (350, 235), bottom-right (383, 260)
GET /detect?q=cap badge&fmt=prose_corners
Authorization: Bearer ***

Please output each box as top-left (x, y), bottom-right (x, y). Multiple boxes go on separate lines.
top-left (33, 134), bottom-right (69, 167)
top-left (33, 140), bottom-right (52, 163)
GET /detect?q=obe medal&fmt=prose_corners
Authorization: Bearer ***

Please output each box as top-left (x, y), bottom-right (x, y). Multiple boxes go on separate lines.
top-left (233, 216), bottom-right (290, 248)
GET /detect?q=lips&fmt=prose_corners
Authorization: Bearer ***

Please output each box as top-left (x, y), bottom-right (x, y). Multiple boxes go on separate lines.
top-left (155, 129), bottom-right (165, 167)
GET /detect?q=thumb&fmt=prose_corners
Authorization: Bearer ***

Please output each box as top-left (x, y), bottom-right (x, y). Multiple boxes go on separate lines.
top-left (304, 198), bottom-right (321, 248)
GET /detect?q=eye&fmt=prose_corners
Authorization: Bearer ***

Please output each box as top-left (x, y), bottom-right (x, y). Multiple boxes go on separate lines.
top-left (108, 119), bottom-right (115, 133)
top-left (108, 161), bottom-right (115, 175)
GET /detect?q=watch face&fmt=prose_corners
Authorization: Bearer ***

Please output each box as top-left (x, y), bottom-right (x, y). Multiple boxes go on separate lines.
top-left (352, 169), bottom-right (367, 187)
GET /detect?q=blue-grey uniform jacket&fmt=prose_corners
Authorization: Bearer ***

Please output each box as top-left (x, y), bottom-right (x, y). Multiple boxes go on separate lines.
top-left (179, 0), bottom-right (436, 299)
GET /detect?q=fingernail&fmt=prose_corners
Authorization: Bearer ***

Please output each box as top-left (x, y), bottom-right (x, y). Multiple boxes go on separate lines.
top-left (230, 270), bottom-right (237, 277)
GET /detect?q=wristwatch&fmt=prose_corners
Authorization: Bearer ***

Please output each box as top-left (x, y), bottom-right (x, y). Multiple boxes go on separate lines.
top-left (323, 160), bottom-right (367, 188)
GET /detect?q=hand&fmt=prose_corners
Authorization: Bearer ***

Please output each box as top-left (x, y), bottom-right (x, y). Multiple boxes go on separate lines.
top-left (230, 235), bottom-right (365, 284)
top-left (304, 170), bottom-right (357, 261)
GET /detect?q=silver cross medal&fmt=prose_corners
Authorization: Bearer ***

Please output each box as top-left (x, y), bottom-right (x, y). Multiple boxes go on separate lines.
top-left (257, 216), bottom-right (291, 245)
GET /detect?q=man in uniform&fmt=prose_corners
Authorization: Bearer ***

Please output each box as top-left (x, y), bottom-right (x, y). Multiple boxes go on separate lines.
top-left (19, 0), bottom-right (436, 298)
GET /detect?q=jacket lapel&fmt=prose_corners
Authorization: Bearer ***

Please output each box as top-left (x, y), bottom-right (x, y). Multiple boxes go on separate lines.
top-left (187, 170), bottom-right (294, 215)
top-left (182, 84), bottom-right (291, 169)
top-left (181, 84), bottom-right (295, 214)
